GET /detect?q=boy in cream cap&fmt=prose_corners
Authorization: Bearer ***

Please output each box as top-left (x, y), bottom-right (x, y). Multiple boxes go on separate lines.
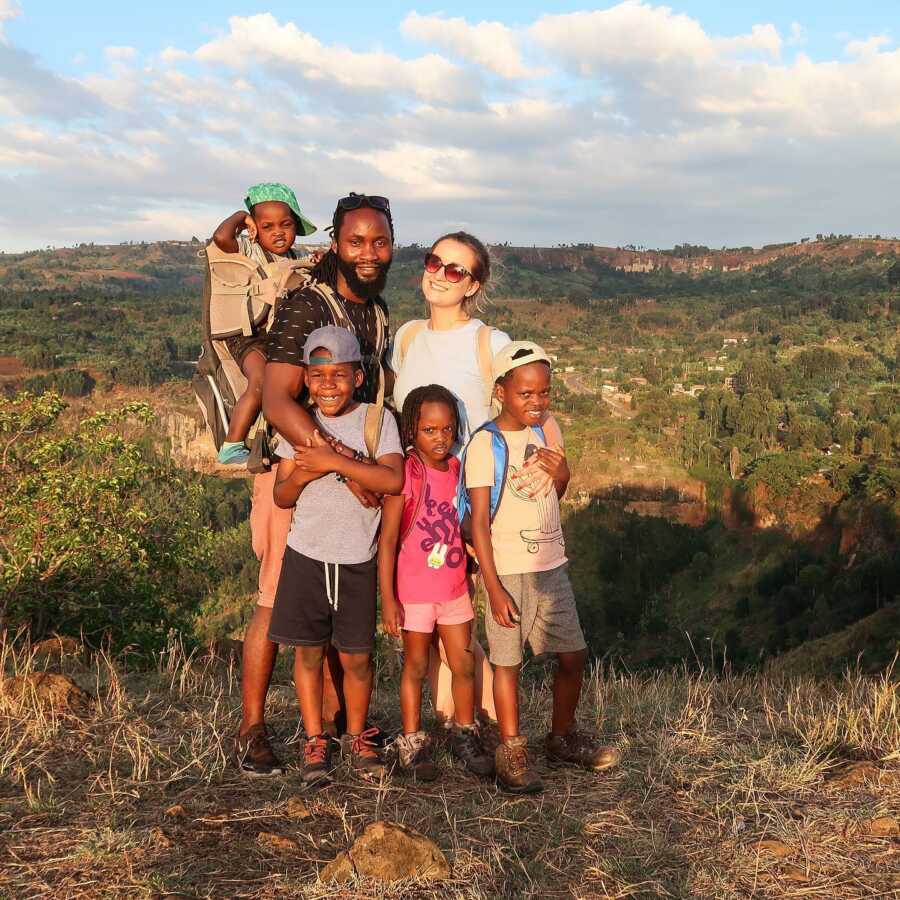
top-left (461, 340), bottom-right (621, 792)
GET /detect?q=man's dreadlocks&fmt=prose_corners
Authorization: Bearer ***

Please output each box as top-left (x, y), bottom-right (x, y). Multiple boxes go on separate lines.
top-left (310, 196), bottom-right (396, 289)
top-left (400, 384), bottom-right (459, 451)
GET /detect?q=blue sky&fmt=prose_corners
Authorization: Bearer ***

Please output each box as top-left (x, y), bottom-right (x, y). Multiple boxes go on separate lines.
top-left (2, 1), bottom-right (900, 250)
top-left (10, 1), bottom-right (896, 70)
top-left (7, 0), bottom-right (900, 72)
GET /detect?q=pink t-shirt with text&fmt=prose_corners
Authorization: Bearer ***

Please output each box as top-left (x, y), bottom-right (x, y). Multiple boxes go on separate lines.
top-left (396, 456), bottom-right (468, 605)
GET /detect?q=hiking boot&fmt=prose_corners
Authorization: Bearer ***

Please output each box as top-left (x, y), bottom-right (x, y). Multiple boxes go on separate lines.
top-left (233, 723), bottom-right (284, 777)
top-left (450, 724), bottom-right (494, 777)
top-left (348, 728), bottom-right (387, 780)
top-left (478, 720), bottom-right (502, 756)
top-left (334, 710), bottom-right (389, 747)
top-left (546, 729), bottom-right (622, 772)
top-left (395, 731), bottom-right (439, 782)
top-left (495, 736), bottom-right (543, 794)
top-left (302, 733), bottom-right (333, 785)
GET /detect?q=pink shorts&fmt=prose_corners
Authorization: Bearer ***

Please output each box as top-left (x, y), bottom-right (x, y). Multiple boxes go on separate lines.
top-left (401, 593), bottom-right (474, 634)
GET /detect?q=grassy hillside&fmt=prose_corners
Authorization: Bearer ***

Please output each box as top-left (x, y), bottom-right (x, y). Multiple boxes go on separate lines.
top-left (2, 638), bottom-right (898, 898)
top-left (0, 239), bottom-right (898, 898)
top-left (0, 239), bottom-right (897, 672)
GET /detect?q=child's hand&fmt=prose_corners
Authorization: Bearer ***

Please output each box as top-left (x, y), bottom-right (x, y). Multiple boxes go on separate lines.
top-left (533, 446), bottom-right (568, 485)
top-left (489, 587), bottom-right (520, 629)
top-left (514, 444), bottom-right (567, 496)
top-left (381, 596), bottom-right (401, 638)
top-left (293, 430), bottom-right (340, 474)
top-left (244, 214), bottom-right (257, 242)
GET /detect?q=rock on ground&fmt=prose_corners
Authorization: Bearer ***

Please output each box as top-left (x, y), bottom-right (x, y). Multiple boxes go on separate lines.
top-left (0, 673), bottom-right (91, 710)
top-left (32, 636), bottom-right (82, 662)
top-left (320, 821), bottom-right (450, 884)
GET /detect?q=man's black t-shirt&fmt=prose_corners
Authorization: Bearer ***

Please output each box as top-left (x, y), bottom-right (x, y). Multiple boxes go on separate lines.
top-left (266, 285), bottom-right (390, 403)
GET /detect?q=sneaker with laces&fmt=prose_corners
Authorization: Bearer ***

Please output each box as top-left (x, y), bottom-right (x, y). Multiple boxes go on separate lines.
top-left (333, 710), bottom-right (389, 747)
top-left (233, 723), bottom-right (284, 777)
top-left (302, 733), bottom-right (333, 785)
top-left (495, 736), bottom-right (543, 794)
top-left (450, 724), bottom-right (494, 777)
top-left (395, 731), bottom-right (439, 782)
top-left (348, 727), bottom-right (387, 780)
top-left (546, 729), bottom-right (621, 772)
top-left (217, 441), bottom-right (250, 465)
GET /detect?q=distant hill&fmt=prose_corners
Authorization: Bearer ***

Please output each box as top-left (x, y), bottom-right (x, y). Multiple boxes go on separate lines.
top-left (2, 236), bottom-right (898, 294)
top-left (495, 237), bottom-right (900, 275)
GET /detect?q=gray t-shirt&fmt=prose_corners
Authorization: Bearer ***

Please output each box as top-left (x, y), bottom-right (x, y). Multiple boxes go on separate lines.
top-left (275, 403), bottom-right (402, 564)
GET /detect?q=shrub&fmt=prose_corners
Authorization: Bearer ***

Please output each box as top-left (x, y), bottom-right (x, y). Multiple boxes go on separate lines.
top-left (0, 392), bottom-right (209, 654)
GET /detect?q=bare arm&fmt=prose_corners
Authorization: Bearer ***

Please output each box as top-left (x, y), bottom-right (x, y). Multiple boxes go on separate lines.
top-left (469, 486), bottom-right (518, 628)
top-left (264, 364), bottom-right (383, 508)
top-left (212, 210), bottom-right (253, 254)
top-left (273, 455), bottom-right (312, 508)
top-left (377, 493), bottom-right (404, 637)
top-left (262, 363), bottom-right (316, 446)
top-left (383, 365), bottom-right (395, 398)
top-left (292, 440), bottom-right (404, 495)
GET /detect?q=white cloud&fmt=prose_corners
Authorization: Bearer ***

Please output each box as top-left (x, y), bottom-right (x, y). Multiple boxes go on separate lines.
top-left (160, 46), bottom-right (189, 63)
top-left (104, 45), bottom-right (137, 61)
top-left (0, 0), bottom-right (20, 42)
top-left (3, 4), bottom-right (900, 251)
top-left (787, 22), bottom-right (806, 47)
top-left (401, 12), bottom-right (533, 80)
top-left (194, 13), bottom-right (479, 106)
top-left (845, 35), bottom-right (892, 57)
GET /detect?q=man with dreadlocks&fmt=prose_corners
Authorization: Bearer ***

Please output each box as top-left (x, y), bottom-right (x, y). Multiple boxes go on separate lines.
top-left (233, 193), bottom-right (395, 776)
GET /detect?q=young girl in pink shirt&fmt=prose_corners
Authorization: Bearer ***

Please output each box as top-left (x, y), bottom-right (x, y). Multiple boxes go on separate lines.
top-left (378, 385), bottom-right (494, 781)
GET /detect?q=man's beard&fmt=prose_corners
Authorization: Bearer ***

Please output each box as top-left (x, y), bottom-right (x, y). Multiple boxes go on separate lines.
top-left (337, 255), bottom-right (391, 299)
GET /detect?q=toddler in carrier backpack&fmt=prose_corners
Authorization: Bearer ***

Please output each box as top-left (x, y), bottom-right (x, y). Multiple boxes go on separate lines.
top-left (204, 182), bottom-right (318, 465)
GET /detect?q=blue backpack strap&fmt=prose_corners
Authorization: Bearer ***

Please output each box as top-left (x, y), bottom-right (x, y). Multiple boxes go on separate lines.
top-left (483, 421), bottom-right (509, 522)
top-left (456, 421), bottom-right (509, 525)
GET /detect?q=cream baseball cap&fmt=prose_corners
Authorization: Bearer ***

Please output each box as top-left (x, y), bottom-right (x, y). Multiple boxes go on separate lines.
top-left (491, 340), bottom-right (552, 382)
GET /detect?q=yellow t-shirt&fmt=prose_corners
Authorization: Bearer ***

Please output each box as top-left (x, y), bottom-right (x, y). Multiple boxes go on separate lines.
top-left (464, 425), bottom-right (567, 577)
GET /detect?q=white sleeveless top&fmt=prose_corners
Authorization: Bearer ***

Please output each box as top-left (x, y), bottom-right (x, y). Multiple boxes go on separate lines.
top-left (391, 318), bottom-right (511, 451)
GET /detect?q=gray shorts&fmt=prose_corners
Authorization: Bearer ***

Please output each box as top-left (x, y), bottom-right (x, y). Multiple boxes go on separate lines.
top-left (485, 563), bottom-right (587, 666)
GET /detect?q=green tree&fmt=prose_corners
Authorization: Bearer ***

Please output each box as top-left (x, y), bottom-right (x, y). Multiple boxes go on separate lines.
top-left (0, 392), bottom-right (209, 653)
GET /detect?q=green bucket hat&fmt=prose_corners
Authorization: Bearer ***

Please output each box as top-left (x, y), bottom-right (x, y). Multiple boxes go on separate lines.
top-left (244, 182), bottom-right (317, 236)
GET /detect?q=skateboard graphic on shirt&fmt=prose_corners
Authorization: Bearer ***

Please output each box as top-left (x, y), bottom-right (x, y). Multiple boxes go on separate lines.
top-left (507, 446), bottom-right (565, 555)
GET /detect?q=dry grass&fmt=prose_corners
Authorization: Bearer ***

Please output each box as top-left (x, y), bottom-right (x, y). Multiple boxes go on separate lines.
top-left (1, 637), bottom-right (899, 899)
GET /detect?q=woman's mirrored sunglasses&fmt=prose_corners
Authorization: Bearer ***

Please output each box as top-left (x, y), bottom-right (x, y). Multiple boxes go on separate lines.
top-left (423, 252), bottom-right (472, 283)
top-left (336, 192), bottom-right (391, 213)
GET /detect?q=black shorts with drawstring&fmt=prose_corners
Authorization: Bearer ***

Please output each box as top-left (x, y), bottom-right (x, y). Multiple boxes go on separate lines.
top-left (268, 547), bottom-right (376, 653)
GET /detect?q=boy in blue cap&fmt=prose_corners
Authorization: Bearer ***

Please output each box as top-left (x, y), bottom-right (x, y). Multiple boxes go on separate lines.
top-left (212, 183), bottom-right (318, 464)
top-left (269, 325), bottom-right (403, 783)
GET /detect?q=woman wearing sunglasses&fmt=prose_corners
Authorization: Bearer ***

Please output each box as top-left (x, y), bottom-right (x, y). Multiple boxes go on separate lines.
top-left (391, 231), bottom-right (559, 731)
top-left (392, 232), bottom-right (510, 449)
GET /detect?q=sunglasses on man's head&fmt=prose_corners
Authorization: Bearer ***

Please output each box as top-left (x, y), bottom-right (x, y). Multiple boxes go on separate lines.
top-left (423, 252), bottom-right (472, 283)
top-left (336, 192), bottom-right (391, 213)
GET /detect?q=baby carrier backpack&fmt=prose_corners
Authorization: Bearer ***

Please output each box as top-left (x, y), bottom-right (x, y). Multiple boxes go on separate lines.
top-left (192, 241), bottom-right (388, 471)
